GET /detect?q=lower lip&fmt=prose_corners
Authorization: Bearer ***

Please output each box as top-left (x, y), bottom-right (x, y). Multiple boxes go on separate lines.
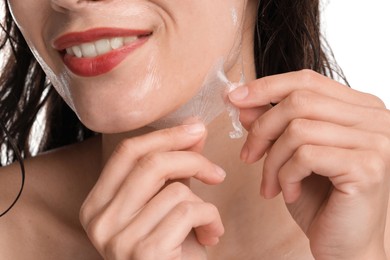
top-left (62, 37), bottom-right (149, 77)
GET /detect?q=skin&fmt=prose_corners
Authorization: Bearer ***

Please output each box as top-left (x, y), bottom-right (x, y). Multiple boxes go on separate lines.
top-left (1, 0), bottom-right (390, 259)
top-left (6, 0), bottom-right (249, 132)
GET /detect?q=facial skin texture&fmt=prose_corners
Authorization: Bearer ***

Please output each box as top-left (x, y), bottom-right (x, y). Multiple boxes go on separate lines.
top-left (7, 0), bottom-right (255, 134)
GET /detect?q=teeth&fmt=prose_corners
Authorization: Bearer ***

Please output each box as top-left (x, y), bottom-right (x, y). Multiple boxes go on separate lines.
top-left (124, 36), bottom-right (137, 44)
top-left (72, 46), bottom-right (83, 58)
top-left (95, 39), bottom-right (111, 55)
top-left (66, 47), bottom-right (74, 56)
top-left (110, 37), bottom-right (124, 50)
top-left (65, 36), bottom-right (140, 58)
top-left (80, 42), bottom-right (97, 58)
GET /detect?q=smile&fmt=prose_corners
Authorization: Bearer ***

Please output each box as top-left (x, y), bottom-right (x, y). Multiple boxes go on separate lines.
top-left (65, 36), bottom-right (140, 58)
top-left (53, 28), bottom-right (152, 77)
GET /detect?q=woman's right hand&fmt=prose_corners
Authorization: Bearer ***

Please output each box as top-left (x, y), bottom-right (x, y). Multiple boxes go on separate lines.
top-left (79, 123), bottom-right (225, 260)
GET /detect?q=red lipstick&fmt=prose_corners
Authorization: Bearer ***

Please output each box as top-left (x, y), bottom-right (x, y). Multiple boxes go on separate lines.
top-left (53, 28), bottom-right (151, 77)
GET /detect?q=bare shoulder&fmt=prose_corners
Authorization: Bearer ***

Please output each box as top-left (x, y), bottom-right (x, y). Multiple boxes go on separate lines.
top-left (0, 136), bottom-right (102, 259)
top-left (0, 136), bottom-right (101, 214)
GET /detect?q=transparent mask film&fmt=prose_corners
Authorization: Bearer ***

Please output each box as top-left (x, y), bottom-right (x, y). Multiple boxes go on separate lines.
top-left (149, 3), bottom-right (246, 139)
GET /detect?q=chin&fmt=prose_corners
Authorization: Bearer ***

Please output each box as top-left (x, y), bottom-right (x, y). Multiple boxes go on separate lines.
top-left (75, 105), bottom-right (165, 134)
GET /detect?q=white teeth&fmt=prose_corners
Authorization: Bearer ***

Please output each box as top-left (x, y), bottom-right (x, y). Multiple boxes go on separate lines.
top-left (65, 36), bottom-right (140, 58)
top-left (66, 47), bottom-right (74, 56)
top-left (124, 36), bottom-right (137, 44)
top-left (95, 39), bottom-right (111, 55)
top-left (110, 37), bottom-right (124, 50)
top-left (72, 46), bottom-right (83, 58)
top-left (80, 42), bottom-right (97, 58)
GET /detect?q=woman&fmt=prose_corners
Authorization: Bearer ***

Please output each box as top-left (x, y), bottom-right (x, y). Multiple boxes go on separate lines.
top-left (1, 0), bottom-right (389, 259)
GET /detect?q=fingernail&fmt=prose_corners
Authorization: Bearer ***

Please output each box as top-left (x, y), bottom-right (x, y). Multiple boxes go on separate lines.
top-left (215, 165), bottom-right (227, 179)
top-left (183, 123), bottom-right (205, 135)
top-left (229, 86), bottom-right (249, 101)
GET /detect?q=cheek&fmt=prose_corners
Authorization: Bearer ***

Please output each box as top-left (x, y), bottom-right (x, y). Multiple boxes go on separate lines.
top-left (145, 2), bottom-right (249, 129)
top-left (159, 2), bottom-right (246, 87)
top-left (82, 2), bottom-right (247, 132)
top-left (7, 1), bottom-right (50, 56)
top-left (8, 1), bottom-right (70, 100)
top-left (60, 52), bottom-right (172, 133)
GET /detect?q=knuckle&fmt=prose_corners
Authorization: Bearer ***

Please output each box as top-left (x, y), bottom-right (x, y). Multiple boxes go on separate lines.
top-left (383, 110), bottom-right (390, 128)
top-left (298, 69), bottom-right (317, 88)
top-left (137, 153), bottom-right (162, 171)
top-left (364, 93), bottom-right (386, 108)
top-left (374, 134), bottom-right (390, 155)
top-left (363, 152), bottom-right (386, 178)
top-left (204, 202), bottom-right (219, 217)
top-left (133, 237), bottom-right (177, 260)
top-left (132, 238), bottom-right (156, 259)
top-left (355, 151), bottom-right (387, 188)
top-left (293, 145), bottom-right (313, 164)
top-left (105, 236), bottom-right (124, 260)
top-left (174, 201), bottom-right (195, 219)
top-left (79, 203), bottom-right (92, 228)
top-left (287, 90), bottom-right (311, 113)
top-left (376, 110), bottom-right (390, 133)
top-left (166, 182), bottom-right (193, 200)
top-left (85, 216), bottom-right (107, 249)
top-left (286, 119), bottom-right (310, 139)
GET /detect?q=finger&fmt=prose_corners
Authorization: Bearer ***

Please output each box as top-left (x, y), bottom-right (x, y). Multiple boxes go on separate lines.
top-left (95, 182), bottom-right (204, 257)
top-left (262, 119), bottom-right (389, 197)
top-left (88, 151), bottom-right (225, 232)
top-left (145, 201), bottom-right (224, 249)
top-left (273, 145), bottom-right (387, 203)
top-left (182, 118), bottom-right (208, 153)
top-left (81, 122), bottom-right (207, 224)
top-left (109, 202), bottom-right (223, 259)
top-left (229, 69), bottom-right (386, 109)
top-left (239, 106), bottom-right (271, 130)
top-left (100, 122), bottom-right (207, 192)
top-left (241, 90), bottom-right (386, 163)
top-left (124, 182), bottom-right (203, 237)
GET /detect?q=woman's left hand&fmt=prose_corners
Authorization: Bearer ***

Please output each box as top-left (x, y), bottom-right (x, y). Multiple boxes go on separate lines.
top-left (229, 69), bottom-right (390, 260)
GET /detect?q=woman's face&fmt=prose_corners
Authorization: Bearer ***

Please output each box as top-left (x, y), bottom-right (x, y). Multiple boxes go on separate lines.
top-left (7, 0), bottom-right (257, 133)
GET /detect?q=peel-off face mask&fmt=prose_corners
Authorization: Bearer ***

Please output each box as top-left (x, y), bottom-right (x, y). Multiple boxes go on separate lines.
top-left (149, 2), bottom-right (246, 139)
top-left (149, 58), bottom-right (244, 139)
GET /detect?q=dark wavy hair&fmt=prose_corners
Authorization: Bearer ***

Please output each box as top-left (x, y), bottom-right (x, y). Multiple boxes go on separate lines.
top-left (0, 2), bottom-right (95, 165)
top-left (0, 0), bottom-right (345, 165)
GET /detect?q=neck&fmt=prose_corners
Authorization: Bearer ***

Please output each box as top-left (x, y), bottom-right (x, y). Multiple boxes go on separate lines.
top-left (99, 112), bottom-right (309, 257)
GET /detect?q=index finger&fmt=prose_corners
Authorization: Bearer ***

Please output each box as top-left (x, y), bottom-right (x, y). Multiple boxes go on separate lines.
top-left (82, 123), bottom-right (207, 217)
top-left (229, 70), bottom-right (385, 109)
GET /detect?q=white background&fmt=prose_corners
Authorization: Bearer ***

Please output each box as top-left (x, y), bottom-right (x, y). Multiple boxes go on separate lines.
top-left (322, 0), bottom-right (390, 107)
top-left (1, 1), bottom-right (389, 106)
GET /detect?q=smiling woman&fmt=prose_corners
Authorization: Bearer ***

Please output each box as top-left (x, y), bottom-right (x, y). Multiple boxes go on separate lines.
top-left (54, 29), bottom-right (152, 77)
top-left (6, 0), bottom-right (252, 134)
top-left (1, 0), bottom-right (390, 259)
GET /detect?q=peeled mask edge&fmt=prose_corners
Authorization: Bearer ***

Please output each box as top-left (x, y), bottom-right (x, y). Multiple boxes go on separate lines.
top-left (149, 58), bottom-right (244, 139)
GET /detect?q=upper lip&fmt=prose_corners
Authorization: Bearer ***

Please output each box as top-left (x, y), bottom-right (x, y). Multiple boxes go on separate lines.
top-left (52, 27), bottom-right (153, 50)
